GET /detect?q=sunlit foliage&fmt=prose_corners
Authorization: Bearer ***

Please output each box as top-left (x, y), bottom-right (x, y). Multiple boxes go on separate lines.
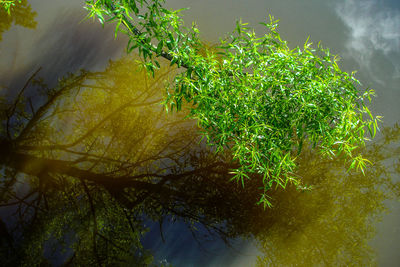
top-left (84, 0), bottom-right (379, 206)
top-left (0, 0), bottom-right (21, 14)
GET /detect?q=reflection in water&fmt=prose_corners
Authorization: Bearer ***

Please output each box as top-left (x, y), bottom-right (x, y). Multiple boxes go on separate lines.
top-left (0, 0), bottom-right (36, 41)
top-left (0, 56), bottom-right (195, 265)
top-left (0, 56), bottom-right (399, 265)
top-left (257, 126), bottom-right (400, 266)
top-left (335, 0), bottom-right (400, 86)
top-left (335, 0), bottom-right (400, 66)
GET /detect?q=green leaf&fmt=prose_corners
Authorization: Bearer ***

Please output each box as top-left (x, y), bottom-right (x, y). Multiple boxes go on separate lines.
top-left (156, 40), bottom-right (164, 54)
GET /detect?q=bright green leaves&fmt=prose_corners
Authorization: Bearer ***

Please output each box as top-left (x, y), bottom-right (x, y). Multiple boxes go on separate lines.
top-left (85, 1), bottom-right (378, 208)
top-left (172, 18), bottom-right (378, 207)
top-left (0, 0), bottom-right (21, 14)
top-left (85, 0), bottom-right (202, 77)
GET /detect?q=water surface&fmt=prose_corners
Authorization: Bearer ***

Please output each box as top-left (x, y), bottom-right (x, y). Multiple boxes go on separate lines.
top-left (0, 0), bottom-right (399, 266)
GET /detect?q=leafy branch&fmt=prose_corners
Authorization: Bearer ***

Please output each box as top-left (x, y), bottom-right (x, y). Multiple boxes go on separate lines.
top-left (84, 0), bottom-right (380, 207)
top-left (0, 0), bottom-right (21, 14)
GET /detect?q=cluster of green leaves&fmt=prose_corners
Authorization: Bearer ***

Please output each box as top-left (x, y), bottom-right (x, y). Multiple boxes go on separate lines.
top-left (84, 0), bottom-right (379, 207)
top-left (0, 0), bottom-right (21, 14)
top-left (84, 0), bottom-right (201, 75)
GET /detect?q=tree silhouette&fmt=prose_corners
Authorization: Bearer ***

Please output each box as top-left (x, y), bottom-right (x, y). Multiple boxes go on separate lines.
top-left (0, 55), bottom-right (251, 265)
